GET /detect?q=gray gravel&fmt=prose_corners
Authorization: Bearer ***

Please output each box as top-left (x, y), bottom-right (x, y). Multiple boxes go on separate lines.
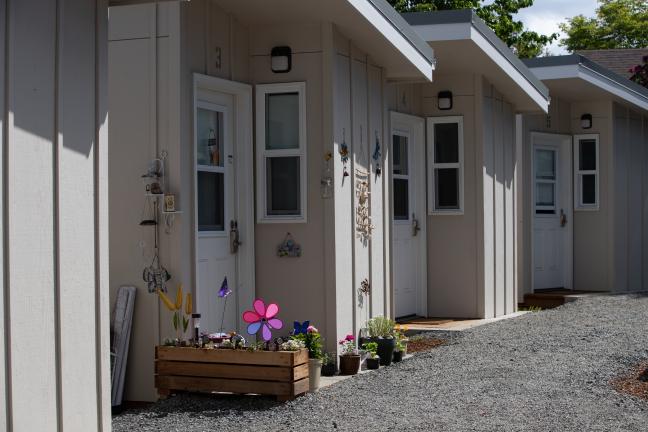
top-left (113, 294), bottom-right (648, 431)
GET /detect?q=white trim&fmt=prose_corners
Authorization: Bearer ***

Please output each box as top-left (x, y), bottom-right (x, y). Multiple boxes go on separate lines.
top-left (427, 116), bottom-right (465, 215)
top-left (411, 22), bottom-right (549, 112)
top-left (255, 82), bottom-right (308, 223)
top-left (530, 64), bottom-right (648, 112)
top-left (347, 0), bottom-right (434, 81)
top-left (573, 134), bottom-right (600, 211)
top-left (192, 73), bottom-right (255, 333)
top-left (389, 112), bottom-right (427, 318)
top-left (530, 132), bottom-right (573, 292)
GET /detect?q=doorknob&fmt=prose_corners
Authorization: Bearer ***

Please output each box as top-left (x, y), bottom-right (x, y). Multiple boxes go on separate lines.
top-left (412, 213), bottom-right (421, 236)
top-left (560, 209), bottom-right (567, 227)
top-left (230, 220), bottom-right (242, 254)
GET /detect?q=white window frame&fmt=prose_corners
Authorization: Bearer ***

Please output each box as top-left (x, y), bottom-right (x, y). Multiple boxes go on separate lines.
top-left (573, 134), bottom-right (599, 211)
top-left (427, 116), bottom-right (464, 215)
top-left (255, 82), bottom-right (307, 223)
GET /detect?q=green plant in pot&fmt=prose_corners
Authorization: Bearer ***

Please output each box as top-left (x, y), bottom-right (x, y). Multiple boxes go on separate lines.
top-left (362, 342), bottom-right (380, 370)
top-left (393, 324), bottom-right (409, 362)
top-left (321, 352), bottom-right (336, 376)
top-left (365, 316), bottom-right (396, 366)
top-left (291, 325), bottom-right (323, 392)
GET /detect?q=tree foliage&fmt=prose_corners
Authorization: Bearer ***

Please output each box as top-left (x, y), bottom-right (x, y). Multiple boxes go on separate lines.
top-left (387, 0), bottom-right (558, 58)
top-left (560, 0), bottom-right (648, 51)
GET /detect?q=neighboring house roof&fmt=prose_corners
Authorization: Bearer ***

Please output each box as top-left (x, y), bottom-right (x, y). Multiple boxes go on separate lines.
top-left (524, 55), bottom-right (648, 113)
top-left (402, 9), bottom-right (550, 113)
top-left (576, 48), bottom-right (648, 79)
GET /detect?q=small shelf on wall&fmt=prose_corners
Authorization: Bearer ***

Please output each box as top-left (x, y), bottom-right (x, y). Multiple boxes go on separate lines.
top-left (145, 193), bottom-right (165, 198)
top-left (162, 210), bottom-right (183, 215)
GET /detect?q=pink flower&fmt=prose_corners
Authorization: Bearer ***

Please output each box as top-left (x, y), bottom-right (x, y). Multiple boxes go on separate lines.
top-left (345, 334), bottom-right (355, 341)
top-left (307, 325), bottom-right (318, 334)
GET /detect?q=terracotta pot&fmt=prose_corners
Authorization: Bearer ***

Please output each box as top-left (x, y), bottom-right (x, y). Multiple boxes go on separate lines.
top-left (339, 355), bottom-right (361, 375)
top-left (308, 358), bottom-right (322, 391)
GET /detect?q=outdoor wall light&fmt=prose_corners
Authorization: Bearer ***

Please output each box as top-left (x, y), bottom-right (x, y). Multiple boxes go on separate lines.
top-left (581, 113), bottom-right (593, 129)
top-left (438, 91), bottom-right (453, 110)
top-left (271, 46), bottom-right (292, 73)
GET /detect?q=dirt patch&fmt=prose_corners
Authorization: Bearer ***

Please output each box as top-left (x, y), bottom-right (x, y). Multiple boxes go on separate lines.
top-left (611, 361), bottom-right (648, 401)
top-left (407, 337), bottom-right (445, 354)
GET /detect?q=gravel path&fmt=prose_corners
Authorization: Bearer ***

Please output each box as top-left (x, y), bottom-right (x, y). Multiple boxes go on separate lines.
top-left (113, 294), bottom-right (648, 431)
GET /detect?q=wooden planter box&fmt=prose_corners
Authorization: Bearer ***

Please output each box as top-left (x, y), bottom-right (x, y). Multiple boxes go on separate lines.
top-left (155, 346), bottom-right (309, 401)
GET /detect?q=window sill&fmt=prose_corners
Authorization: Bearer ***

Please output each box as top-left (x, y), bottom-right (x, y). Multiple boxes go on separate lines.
top-left (429, 210), bottom-right (464, 216)
top-left (257, 216), bottom-right (307, 224)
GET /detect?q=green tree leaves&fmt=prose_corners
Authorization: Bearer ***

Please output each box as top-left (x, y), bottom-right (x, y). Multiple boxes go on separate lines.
top-left (560, 0), bottom-right (648, 51)
top-left (387, 0), bottom-right (558, 58)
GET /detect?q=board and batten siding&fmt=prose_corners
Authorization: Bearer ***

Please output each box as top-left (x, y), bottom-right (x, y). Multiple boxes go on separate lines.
top-left (2, 0), bottom-right (110, 430)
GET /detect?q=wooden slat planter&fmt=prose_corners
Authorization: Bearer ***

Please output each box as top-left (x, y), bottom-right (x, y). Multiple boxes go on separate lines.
top-left (155, 346), bottom-right (309, 401)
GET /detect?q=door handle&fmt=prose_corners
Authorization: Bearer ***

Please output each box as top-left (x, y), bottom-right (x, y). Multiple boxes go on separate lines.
top-left (230, 220), bottom-right (242, 254)
top-left (412, 214), bottom-right (421, 237)
top-left (560, 209), bottom-right (567, 227)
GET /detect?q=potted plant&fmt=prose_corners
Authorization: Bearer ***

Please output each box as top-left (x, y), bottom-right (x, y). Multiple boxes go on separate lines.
top-left (321, 352), bottom-right (336, 376)
top-left (291, 325), bottom-right (323, 392)
top-left (393, 324), bottom-right (409, 362)
top-left (338, 334), bottom-right (360, 375)
top-left (366, 316), bottom-right (396, 366)
top-left (362, 342), bottom-right (380, 370)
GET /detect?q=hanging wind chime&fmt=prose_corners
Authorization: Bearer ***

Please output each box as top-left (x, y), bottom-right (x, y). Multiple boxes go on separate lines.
top-left (339, 128), bottom-right (350, 183)
top-left (373, 131), bottom-right (382, 177)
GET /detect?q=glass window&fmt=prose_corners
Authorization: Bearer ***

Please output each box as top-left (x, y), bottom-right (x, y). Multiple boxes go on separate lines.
top-left (266, 157), bottom-right (300, 215)
top-left (197, 108), bottom-right (224, 167)
top-left (434, 123), bottom-right (459, 164)
top-left (198, 171), bottom-right (224, 231)
top-left (393, 179), bottom-right (409, 220)
top-left (428, 117), bottom-right (463, 213)
top-left (574, 135), bottom-right (599, 210)
top-left (393, 135), bottom-right (409, 175)
top-left (256, 83), bottom-right (307, 222)
top-left (266, 93), bottom-right (299, 150)
top-left (535, 149), bottom-right (555, 180)
top-left (534, 148), bottom-right (556, 215)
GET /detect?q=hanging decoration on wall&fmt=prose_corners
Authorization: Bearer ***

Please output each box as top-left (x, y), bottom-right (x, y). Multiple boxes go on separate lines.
top-left (339, 128), bottom-right (350, 183)
top-left (321, 152), bottom-right (333, 199)
top-left (372, 131), bottom-right (382, 177)
top-left (243, 299), bottom-right (284, 341)
top-left (277, 232), bottom-right (302, 257)
top-left (355, 169), bottom-right (374, 244)
top-left (143, 252), bottom-right (171, 293)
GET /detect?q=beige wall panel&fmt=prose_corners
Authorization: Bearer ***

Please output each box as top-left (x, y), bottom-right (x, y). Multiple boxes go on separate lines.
top-left (572, 101), bottom-right (611, 292)
top-left (369, 64), bottom-right (386, 318)
top-left (503, 102), bottom-right (516, 314)
top-left (492, 90), bottom-right (505, 317)
top-left (7, 0), bottom-right (58, 428)
top-left (419, 77), bottom-right (479, 318)
top-left (108, 3), bottom-right (171, 40)
top-left (249, 23), bottom-right (322, 56)
top-left (0, 0), bottom-right (6, 428)
top-left (627, 111), bottom-right (643, 291)
top-left (57, 0), bottom-right (100, 429)
top-left (250, 25), bottom-right (327, 335)
top-left (481, 82), bottom-right (495, 318)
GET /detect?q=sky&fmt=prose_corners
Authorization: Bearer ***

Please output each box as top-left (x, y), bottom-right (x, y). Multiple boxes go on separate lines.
top-left (512, 0), bottom-right (599, 54)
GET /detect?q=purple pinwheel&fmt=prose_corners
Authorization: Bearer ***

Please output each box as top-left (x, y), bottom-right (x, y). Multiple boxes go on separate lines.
top-left (218, 277), bottom-right (232, 298)
top-left (243, 299), bottom-right (283, 341)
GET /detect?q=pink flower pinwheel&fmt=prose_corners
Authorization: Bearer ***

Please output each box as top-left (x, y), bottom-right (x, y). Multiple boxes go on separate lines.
top-left (242, 299), bottom-right (283, 341)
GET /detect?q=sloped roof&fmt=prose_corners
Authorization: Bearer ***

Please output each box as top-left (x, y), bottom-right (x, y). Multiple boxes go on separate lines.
top-left (576, 48), bottom-right (648, 79)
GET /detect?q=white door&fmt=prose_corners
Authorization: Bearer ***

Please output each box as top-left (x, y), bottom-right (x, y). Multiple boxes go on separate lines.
top-left (391, 112), bottom-right (426, 318)
top-left (532, 133), bottom-right (573, 290)
top-left (195, 90), bottom-right (239, 334)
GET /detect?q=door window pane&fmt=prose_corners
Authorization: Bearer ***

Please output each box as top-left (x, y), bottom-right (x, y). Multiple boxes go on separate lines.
top-left (579, 139), bottom-right (597, 171)
top-left (581, 174), bottom-right (596, 204)
top-left (197, 108), bottom-right (224, 167)
top-left (393, 135), bottom-right (409, 175)
top-left (266, 93), bottom-right (299, 150)
top-left (536, 183), bottom-right (555, 207)
top-left (435, 168), bottom-right (459, 209)
top-left (535, 149), bottom-right (555, 180)
top-left (434, 123), bottom-right (459, 163)
top-left (267, 156), bottom-right (300, 215)
top-left (198, 171), bottom-right (224, 231)
top-left (393, 178), bottom-right (409, 220)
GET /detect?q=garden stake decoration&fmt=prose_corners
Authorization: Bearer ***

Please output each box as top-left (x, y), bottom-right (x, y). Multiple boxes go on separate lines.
top-left (355, 169), bottom-right (373, 244)
top-left (158, 284), bottom-right (185, 342)
top-left (218, 277), bottom-right (232, 334)
top-left (293, 321), bottom-right (310, 335)
top-left (243, 299), bottom-right (284, 341)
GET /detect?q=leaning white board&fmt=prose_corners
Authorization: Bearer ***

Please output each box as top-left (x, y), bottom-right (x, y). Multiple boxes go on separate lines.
top-left (111, 285), bottom-right (136, 407)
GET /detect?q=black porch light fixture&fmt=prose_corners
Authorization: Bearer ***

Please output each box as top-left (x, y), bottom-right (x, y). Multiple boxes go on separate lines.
top-left (581, 113), bottom-right (593, 129)
top-left (438, 90), bottom-right (453, 110)
top-left (271, 46), bottom-right (292, 73)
